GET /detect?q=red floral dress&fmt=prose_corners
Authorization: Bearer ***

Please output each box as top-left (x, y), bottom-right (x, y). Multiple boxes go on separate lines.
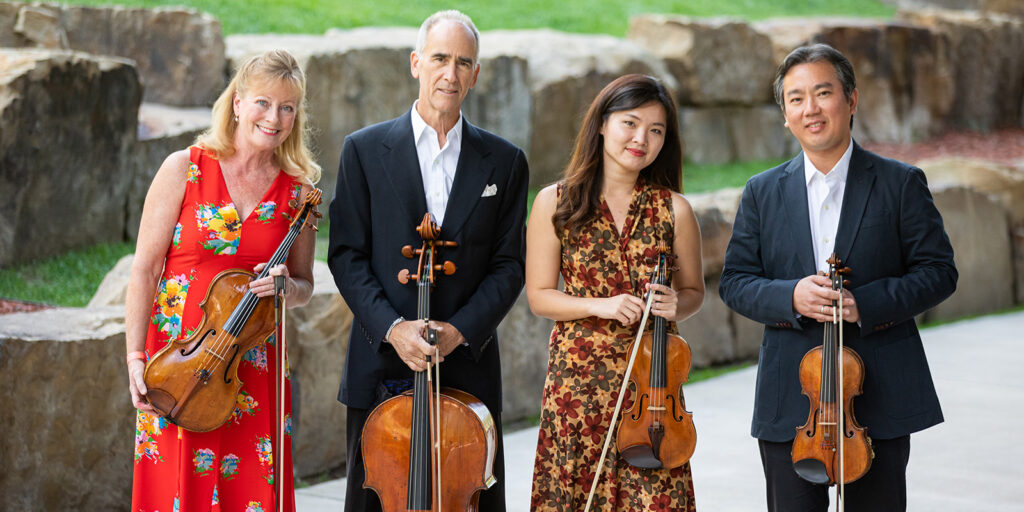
top-left (132, 146), bottom-right (302, 512)
top-left (531, 180), bottom-right (697, 511)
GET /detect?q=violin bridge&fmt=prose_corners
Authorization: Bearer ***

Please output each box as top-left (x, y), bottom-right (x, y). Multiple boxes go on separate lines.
top-left (647, 406), bottom-right (667, 412)
top-left (203, 348), bottom-right (226, 362)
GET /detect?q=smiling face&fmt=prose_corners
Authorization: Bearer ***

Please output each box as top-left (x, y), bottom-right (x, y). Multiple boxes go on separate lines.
top-left (781, 60), bottom-right (858, 165)
top-left (232, 79), bottom-right (299, 153)
top-left (600, 101), bottom-right (668, 176)
top-left (410, 19), bottom-right (479, 126)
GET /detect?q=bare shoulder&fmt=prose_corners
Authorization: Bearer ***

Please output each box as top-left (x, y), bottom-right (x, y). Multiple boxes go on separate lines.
top-left (155, 149), bottom-right (192, 182)
top-left (670, 191), bottom-right (695, 218)
top-left (535, 183), bottom-right (559, 207)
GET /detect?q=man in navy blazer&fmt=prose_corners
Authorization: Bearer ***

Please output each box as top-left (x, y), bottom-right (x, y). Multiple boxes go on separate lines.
top-left (327, 10), bottom-right (528, 512)
top-left (719, 44), bottom-right (956, 511)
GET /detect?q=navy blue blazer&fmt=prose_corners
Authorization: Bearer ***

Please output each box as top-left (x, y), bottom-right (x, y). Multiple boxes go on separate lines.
top-left (719, 143), bottom-right (956, 442)
top-left (327, 110), bottom-right (529, 414)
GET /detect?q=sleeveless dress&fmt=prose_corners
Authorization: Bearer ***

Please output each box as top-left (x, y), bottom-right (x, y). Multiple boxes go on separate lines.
top-left (132, 146), bottom-right (302, 512)
top-left (531, 180), bottom-right (697, 511)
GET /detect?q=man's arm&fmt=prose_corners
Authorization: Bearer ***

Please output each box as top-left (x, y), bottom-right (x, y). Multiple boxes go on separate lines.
top-left (719, 179), bottom-right (805, 329)
top-left (328, 135), bottom-right (402, 350)
top-left (446, 148), bottom-right (529, 360)
top-left (852, 168), bottom-right (957, 335)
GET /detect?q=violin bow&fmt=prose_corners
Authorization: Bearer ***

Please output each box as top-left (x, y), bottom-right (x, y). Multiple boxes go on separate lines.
top-left (274, 276), bottom-right (287, 512)
top-left (583, 284), bottom-right (659, 512)
top-left (836, 271), bottom-right (845, 512)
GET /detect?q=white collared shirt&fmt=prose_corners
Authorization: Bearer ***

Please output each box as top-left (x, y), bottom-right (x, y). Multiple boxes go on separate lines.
top-left (804, 139), bottom-right (854, 273)
top-left (410, 101), bottom-right (463, 227)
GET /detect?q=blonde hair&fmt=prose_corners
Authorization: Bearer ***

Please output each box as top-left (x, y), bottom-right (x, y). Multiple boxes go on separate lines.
top-left (196, 49), bottom-right (321, 185)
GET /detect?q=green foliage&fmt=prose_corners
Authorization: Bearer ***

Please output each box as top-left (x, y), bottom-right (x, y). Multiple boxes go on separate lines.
top-left (67, 0), bottom-right (893, 35)
top-left (0, 242), bottom-right (134, 307)
top-left (683, 158), bottom-right (784, 194)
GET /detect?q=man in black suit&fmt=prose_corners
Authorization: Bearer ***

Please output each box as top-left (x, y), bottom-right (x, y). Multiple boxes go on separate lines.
top-left (327, 10), bottom-right (528, 512)
top-left (719, 44), bottom-right (957, 512)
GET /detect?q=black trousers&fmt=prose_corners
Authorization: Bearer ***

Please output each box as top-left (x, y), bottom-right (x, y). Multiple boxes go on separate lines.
top-left (343, 406), bottom-right (506, 512)
top-left (759, 436), bottom-right (911, 512)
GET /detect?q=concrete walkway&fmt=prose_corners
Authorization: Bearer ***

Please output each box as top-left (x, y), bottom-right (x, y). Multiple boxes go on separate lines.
top-left (297, 311), bottom-right (1024, 511)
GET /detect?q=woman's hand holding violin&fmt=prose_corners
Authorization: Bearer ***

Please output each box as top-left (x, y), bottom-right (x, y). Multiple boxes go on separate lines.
top-left (646, 282), bottom-right (678, 320)
top-left (592, 294), bottom-right (645, 325)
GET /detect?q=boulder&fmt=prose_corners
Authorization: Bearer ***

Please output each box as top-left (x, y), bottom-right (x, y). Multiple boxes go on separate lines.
top-left (688, 187), bottom-right (743, 278)
top-left (481, 29), bottom-right (676, 185)
top-left (677, 275), bottom-right (737, 368)
top-left (227, 29), bottom-right (421, 202)
top-left (679, 104), bottom-right (799, 165)
top-left (918, 157), bottom-right (1024, 303)
top-left (0, 3), bottom-right (225, 106)
top-left (0, 306), bottom-right (133, 510)
top-left (900, 9), bottom-right (1024, 132)
top-left (925, 184), bottom-right (1014, 322)
top-left (882, 0), bottom-right (1024, 17)
top-left (756, 18), bottom-right (955, 143)
top-left (0, 49), bottom-right (141, 267)
top-left (285, 261), bottom-right (351, 478)
top-left (127, 103), bottom-right (211, 240)
top-left (88, 254), bottom-right (134, 307)
top-left (497, 290), bottom-right (553, 422)
top-left (628, 15), bottom-right (775, 106)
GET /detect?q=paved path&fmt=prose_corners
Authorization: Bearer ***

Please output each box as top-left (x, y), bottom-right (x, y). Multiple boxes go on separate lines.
top-left (297, 311), bottom-right (1024, 511)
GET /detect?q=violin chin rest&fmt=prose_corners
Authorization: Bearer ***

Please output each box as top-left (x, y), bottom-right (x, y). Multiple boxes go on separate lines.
top-left (793, 458), bottom-right (830, 484)
top-left (620, 445), bottom-right (663, 469)
top-left (145, 388), bottom-right (177, 419)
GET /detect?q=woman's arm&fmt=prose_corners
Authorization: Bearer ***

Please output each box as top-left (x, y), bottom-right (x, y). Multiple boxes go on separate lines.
top-left (248, 182), bottom-right (317, 308)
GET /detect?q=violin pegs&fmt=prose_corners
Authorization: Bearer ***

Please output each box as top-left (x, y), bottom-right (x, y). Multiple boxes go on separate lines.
top-left (668, 265), bottom-right (680, 272)
top-left (313, 210), bottom-right (322, 218)
top-left (288, 200), bottom-right (298, 209)
top-left (401, 245), bottom-right (416, 258)
top-left (843, 279), bottom-right (851, 287)
top-left (310, 224), bottom-right (318, 232)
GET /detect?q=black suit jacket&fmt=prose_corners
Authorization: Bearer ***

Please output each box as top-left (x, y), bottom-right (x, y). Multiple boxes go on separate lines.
top-left (327, 110), bottom-right (528, 415)
top-left (719, 143), bottom-right (957, 442)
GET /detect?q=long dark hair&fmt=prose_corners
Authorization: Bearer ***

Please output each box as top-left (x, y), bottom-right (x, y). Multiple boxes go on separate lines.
top-left (553, 74), bottom-right (682, 233)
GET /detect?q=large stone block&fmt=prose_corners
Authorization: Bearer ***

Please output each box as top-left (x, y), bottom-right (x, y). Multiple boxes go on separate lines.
top-left (900, 9), bottom-right (1024, 132)
top-left (918, 157), bottom-right (1024, 303)
top-left (882, 0), bottom-right (1024, 17)
top-left (628, 15), bottom-right (775, 106)
top-left (0, 49), bottom-right (140, 267)
top-left (677, 275), bottom-right (737, 368)
top-left (679, 104), bottom-right (799, 165)
top-left (0, 306), bottom-right (133, 510)
top-left (688, 187), bottom-right (742, 278)
top-left (0, 3), bottom-right (225, 106)
top-left (481, 29), bottom-right (676, 186)
top-left (286, 261), bottom-right (351, 478)
top-left (925, 184), bottom-right (1013, 322)
top-left (497, 290), bottom-right (553, 422)
top-left (126, 103), bottom-right (211, 240)
top-left (227, 30), bottom-right (420, 203)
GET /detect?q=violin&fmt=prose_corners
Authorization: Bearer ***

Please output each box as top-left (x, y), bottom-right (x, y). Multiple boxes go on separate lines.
top-left (143, 188), bottom-right (322, 432)
top-left (584, 242), bottom-right (696, 511)
top-left (617, 243), bottom-right (696, 469)
top-left (792, 254), bottom-right (874, 496)
top-left (361, 213), bottom-right (497, 511)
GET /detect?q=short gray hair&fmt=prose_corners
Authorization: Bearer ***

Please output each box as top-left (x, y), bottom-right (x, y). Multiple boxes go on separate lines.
top-left (415, 10), bottom-right (480, 61)
top-left (773, 44), bottom-right (857, 108)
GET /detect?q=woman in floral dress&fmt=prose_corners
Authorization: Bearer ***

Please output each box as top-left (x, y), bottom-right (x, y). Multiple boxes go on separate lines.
top-left (526, 74), bottom-right (705, 511)
top-left (125, 50), bottom-right (320, 512)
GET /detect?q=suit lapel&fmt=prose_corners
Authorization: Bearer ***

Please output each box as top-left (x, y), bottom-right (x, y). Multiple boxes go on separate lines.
top-left (834, 142), bottom-right (877, 264)
top-left (778, 155), bottom-right (817, 276)
top-left (440, 120), bottom-right (494, 238)
top-left (380, 110), bottom-right (429, 227)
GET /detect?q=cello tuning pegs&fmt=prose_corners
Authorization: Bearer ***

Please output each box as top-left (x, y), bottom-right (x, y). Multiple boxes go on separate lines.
top-left (840, 267), bottom-right (851, 274)
top-left (441, 240), bottom-right (458, 248)
top-left (439, 261), bottom-right (456, 275)
top-left (398, 269), bottom-right (418, 284)
top-left (401, 245), bottom-right (416, 258)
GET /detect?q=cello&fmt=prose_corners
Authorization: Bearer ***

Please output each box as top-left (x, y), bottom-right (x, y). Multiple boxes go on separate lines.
top-left (792, 254), bottom-right (874, 507)
top-left (361, 213), bottom-right (497, 512)
top-left (143, 188), bottom-right (322, 432)
top-left (617, 243), bottom-right (696, 469)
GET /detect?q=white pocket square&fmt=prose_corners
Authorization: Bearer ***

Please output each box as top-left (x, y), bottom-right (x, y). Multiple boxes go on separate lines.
top-left (481, 184), bottom-right (497, 197)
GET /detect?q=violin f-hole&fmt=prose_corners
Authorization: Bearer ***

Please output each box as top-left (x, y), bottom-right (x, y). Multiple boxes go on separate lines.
top-left (223, 344), bottom-right (240, 384)
top-left (666, 393), bottom-right (686, 422)
top-left (181, 328), bottom-right (216, 356)
top-left (630, 393), bottom-right (647, 421)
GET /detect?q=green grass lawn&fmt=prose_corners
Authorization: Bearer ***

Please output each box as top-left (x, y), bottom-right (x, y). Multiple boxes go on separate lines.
top-left (0, 242), bottom-right (134, 307)
top-left (69, 0), bottom-right (893, 35)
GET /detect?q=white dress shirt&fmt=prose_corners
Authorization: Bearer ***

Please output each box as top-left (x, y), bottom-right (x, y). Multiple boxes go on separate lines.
top-left (410, 101), bottom-right (463, 227)
top-left (804, 139), bottom-right (854, 273)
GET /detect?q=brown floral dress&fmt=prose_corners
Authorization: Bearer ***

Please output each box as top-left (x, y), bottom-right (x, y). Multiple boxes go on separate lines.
top-left (530, 179), bottom-right (697, 511)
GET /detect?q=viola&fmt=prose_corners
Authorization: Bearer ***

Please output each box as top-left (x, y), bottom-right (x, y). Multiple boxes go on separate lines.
top-left (361, 213), bottom-right (497, 512)
top-left (143, 188), bottom-right (322, 432)
top-left (792, 254), bottom-right (874, 496)
top-left (617, 243), bottom-right (696, 469)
